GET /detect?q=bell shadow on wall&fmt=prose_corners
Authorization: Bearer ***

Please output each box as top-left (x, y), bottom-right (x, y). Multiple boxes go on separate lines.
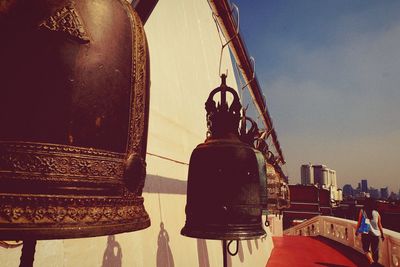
top-left (197, 239), bottom-right (210, 267)
top-left (246, 239), bottom-right (253, 255)
top-left (102, 235), bottom-right (122, 267)
top-left (157, 222), bottom-right (175, 267)
top-left (238, 241), bottom-right (244, 262)
top-left (143, 175), bottom-right (187, 195)
top-left (254, 238), bottom-right (259, 250)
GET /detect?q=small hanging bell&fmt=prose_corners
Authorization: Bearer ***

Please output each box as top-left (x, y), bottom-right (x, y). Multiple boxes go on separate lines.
top-left (266, 153), bottom-right (290, 212)
top-left (181, 75), bottom-right (266, 240)
top-left (266, 153), bottom-right (280, 213)
top-left (239, 116), bottom-right (268, 216)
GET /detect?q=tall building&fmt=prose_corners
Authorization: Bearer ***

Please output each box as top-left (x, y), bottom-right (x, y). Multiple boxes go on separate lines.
top-left (329, 170), bottom-right (337, 187)
top-left (313, 165), bottom-right (330, 187)
top-left (380, 187), bottom-right (389, 199)
top-left (301, 163), bottom-right (314, 185)
top-left (369, 187), bottom-right (380, 199)
top-left (342, 184), bottom-right (354, 198)
top-left (361, 179), bottom-right (368, 193)
top-left (300, 163), bottom-right (340, 201)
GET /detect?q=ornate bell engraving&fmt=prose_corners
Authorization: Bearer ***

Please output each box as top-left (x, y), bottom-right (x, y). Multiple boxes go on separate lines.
top-left (0, 0), bottom-right (150, 240)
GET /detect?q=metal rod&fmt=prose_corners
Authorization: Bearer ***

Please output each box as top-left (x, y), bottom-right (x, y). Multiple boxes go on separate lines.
top-left (19, 240), bottom-right (36, 267)
top-left (222, 240), bottom-right (228, 267)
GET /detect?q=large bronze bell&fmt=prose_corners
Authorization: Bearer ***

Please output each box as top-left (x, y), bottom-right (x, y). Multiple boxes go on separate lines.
top-left (181, 75), bottom-right (266, 240)
top-left (0, 0), bottom-right (150, 239)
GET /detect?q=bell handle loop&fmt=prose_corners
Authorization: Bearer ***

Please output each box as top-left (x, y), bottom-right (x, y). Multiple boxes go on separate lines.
top-left (206, 86), bottom-right (241, 108)
top-left (239, 115), bottom-right (260, 146)
top-left (205, 78), bottom-right (241, 113)
top-left (242, 116), bottom-right (258, 136)
top-left (227, 240), bottom-right (239, 256)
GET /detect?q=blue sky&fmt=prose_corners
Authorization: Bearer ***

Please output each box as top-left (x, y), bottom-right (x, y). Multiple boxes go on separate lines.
top-left (235, 1), bottom-right (400, 192)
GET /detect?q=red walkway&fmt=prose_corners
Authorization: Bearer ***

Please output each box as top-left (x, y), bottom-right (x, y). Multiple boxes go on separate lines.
top-left (266, 236), bottom-right (370, 267)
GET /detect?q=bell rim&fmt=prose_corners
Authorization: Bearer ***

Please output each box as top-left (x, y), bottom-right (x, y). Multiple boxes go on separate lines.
top-left (0, 219), bottom-right (151, 241)
top-left (180, 225), bottom-right (266, 240)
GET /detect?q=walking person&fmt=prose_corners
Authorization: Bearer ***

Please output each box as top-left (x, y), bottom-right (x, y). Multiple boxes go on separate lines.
top-left (355, 197), bottom-right (385, 266)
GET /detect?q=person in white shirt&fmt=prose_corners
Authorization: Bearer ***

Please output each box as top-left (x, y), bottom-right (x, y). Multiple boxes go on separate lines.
top-left (355, 197), bottom-right (385, 265)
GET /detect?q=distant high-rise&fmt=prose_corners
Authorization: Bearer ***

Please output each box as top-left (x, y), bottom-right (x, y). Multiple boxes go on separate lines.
top-left (300, 163), bottom-right (340, 201)
top-left (361, 179), bottom-right (368, 193)
top-left (329, 169), bottom-right (337, 187)
top-left (313, 165), bottom-right (330, 187)
top-left (301, 163), bottom-right (314, 185)
top-left (369, 187), bottom-right (380, 199)
top-left (380, 187), bottom-right (389, 199)
top-left (342, 184), bottom-right (354, 198)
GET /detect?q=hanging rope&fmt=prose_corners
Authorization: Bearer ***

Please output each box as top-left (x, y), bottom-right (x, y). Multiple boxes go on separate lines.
top-left (146, 152), bottom-right (189, 166)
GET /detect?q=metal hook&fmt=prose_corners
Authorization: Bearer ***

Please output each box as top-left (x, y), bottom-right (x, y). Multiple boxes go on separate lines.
top-left (264, 215), bottom-right (270, 227)
top-left (240, 56), bottom-right (256, 91)
top-left (227, 240), bottom-right (239, 256)
top-left (235, 56), bottom-right (256, 91)
top-left (265, 126), bottom-right (274, 139)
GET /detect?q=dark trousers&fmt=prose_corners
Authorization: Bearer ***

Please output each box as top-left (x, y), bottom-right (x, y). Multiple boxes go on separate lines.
top-left (361, 232), bottom-right (380, 262)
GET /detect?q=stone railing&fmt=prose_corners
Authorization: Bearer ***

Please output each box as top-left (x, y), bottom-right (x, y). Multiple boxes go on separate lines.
top-left (284, 216), bottom-right (400, 267)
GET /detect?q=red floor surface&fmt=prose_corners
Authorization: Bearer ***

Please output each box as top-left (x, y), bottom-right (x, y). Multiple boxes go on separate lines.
top-left (266, 236), bottom-right (370, 267)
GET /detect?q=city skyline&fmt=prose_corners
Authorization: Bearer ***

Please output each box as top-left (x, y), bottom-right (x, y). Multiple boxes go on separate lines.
top-left (236, 1), bottom-right (400, 192)
top-left (301, 163), bottom-right (398, 194)
top-left (299, 162), bottom-right (399, 193)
